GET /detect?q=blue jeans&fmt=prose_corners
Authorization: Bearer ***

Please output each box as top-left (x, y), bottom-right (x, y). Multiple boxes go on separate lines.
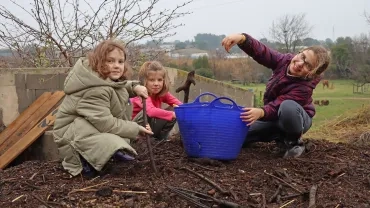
top-left (244, 100), bottom-right (312, 145)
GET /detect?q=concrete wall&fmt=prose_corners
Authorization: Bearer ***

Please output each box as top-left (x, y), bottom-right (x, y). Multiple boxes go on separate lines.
top-left (167, 68), bottom-right (253, 107)
top-left (0, 68), bottom-right (69, 126)
top-left (0, 67), bottom-right (253, 161)
top-left (0, 67), bottom-right (253, 126)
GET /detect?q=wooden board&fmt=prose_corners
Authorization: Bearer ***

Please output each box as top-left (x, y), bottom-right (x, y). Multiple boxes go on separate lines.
top-left (0, 92), bottom-right (52, 147)
top-left (0, 106), bottom-right (60, 169)
top-left (0, 91), bottom-right (65, 156)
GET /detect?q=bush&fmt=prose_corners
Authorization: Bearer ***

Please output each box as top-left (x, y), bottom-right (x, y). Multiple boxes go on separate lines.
top-left (196, 68), bottom-right (214, 79)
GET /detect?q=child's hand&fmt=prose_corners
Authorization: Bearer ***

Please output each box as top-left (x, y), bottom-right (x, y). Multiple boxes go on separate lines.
top-left (240, 107), bottom-right (264, 126)
top-left (134, 85), bottom-right (148, 98)
top-left (173, 104), bottom-right (179, 107)
top-left (172, 112), bottom-right (176, 119)
top-left (222, 33), bottom-right (245, 53)
top-left (145, 124), bottom-right (152, 132)
top-left (139, 125), bottom-right (153, 135)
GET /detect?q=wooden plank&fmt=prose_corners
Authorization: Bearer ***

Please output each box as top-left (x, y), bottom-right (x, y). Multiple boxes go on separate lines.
top-left (0, 92), bottom-right (52, 147)
top-left (0, 91), bottom-right (65, 155)
top-left (0, 106), bottom-right (59, 169)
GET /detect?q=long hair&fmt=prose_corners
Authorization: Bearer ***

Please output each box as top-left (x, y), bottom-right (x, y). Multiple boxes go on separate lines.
top-left (138, 61), bottom-right (170, 97)
top-left (304, 45), bottom-right (331, 79)
top-left (87, 40), bottom-right (131, 80)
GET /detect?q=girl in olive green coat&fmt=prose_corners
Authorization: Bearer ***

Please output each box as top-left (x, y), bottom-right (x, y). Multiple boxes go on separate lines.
top-left (53, 40), bottom-right (153, 177)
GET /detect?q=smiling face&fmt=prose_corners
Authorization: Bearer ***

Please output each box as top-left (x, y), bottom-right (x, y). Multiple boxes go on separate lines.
top-left (146, 70), bottom-right (165, 96)
top-left (106, 48), bottom-right (125, 81)
top-left (289, 49), bottom-right (318, 78)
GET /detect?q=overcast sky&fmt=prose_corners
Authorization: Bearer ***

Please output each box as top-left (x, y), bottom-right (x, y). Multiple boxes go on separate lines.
top-left (164, 0), bottom-right (369, 42)
top-left (3, 0), bottom-right (369, 43)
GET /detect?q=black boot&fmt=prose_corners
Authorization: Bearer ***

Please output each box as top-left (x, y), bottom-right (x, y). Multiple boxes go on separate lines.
top-left (80, 156), bottom-right (98, 178)
top-left (113, 150), bottom-right (135, 162)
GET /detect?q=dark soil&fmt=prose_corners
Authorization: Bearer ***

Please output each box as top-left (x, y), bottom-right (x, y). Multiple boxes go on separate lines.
top-left (1, 136), bottom-right (370, 208)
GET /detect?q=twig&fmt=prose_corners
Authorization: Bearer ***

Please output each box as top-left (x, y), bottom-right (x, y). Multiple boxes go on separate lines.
top-left (308, 185), bottom-right (318, 208)
top-left (167, 186), bottom-right (241, 208)
top-left (261, 193), bottom-right (266, 208)
top-left (167, 186), bottom-right (209, 208)
top-left (68, 181), bottom-right (109, 194)
top-left (29, 172), bottom-right (38, 180)
top-left (279, 199), bottom-right (296, 208)
top-left (269, 185), bottom-right (283, 203)
top-left (175, 70), bottom-right (196, 103)
top-left (249, 193), bottom-right (266, 208)
top-left (280, 193), bottom-right (304, 201)
top-left (70, 189), bottom-right (147, 194)
top-left (139, 139), bottom-right (165, 158)
top-left (181, 167), bottom-right (228, 194)
top-left (264, 170), bottom-right (303, 194)
top-left (90, 176), bottom-right (100, 182)
top-left (11, 195), bottom-right (25, 202)
top-left (334, 203), bottom-right (342, 208)
top-left (142, 97), bottom-right (158, 174)
top-left (21, 181), bottom-right (41, 190)
top-left (31, 194), bottom-right (53, 208)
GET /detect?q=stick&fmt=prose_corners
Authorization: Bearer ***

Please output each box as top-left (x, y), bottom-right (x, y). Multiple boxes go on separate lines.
top-left (264, 170), bottom-right (302, 194)
top-left (142, 97), bottom-right (158, 174)
top-left (279, 199), bottom-right (296, 208)
top-left (261, 193), bottom-right (266, 208)
top-left (31, 194), bottom-right (54, 208)
top-left (21, 181), bottom-right (41, 190)
top-left (308, 185), bottom-right (318, 208)
top-left (70, 189), bottom-right (147, 194)
top-left (181, 167), bottom-right (228, 194)
top-left (139, 139), bottom-right (165, 158)
top-left (175, 70), bottom-right (196, 103)
top-left (68, 181), bottom-right (109, 194)
top-left (11, 195), bottom-right (25, 202)
top-left (269, 185), bottom-right (283, 203)
top-left (280, 193), bottom-right (304, 201)
top-left (29, 172), bottom-right (38, 180)
top-left (249, 193), bottom-right (266, 208)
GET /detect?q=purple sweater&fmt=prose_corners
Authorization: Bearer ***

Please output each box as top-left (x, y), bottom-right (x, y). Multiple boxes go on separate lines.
top-left (238, 33), bottom-right (320, 121)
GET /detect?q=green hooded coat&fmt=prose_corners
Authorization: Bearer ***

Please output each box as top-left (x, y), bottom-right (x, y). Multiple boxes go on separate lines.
top-left (53, 58), bottom-right (141, 176)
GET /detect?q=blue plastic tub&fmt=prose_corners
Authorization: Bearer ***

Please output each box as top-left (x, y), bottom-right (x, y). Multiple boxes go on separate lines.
top-left (174, 93), bottom-right (249, 160)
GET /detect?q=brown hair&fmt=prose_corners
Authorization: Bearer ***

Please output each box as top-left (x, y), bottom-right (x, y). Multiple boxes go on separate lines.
top-left (304, 45), bottom-right (331, 79)
top-left (138, 61), bottom-right (170, 97)
top-left (88, 40), bottom-right (131, 80)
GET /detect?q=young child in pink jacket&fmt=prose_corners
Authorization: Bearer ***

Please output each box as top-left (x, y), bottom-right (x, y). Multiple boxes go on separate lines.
top-left (131, 61), bottom-right (182, 140)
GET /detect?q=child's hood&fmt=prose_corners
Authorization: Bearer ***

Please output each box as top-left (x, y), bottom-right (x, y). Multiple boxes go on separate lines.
top-left (63, 57), bottom-right (128, 94)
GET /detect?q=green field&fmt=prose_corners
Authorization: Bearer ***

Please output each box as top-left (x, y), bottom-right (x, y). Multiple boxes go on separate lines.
top-left (232, 80), bottom-right (370, 130)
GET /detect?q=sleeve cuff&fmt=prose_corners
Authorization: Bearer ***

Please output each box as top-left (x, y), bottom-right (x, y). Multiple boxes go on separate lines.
top-left (237, 33), bottom-right (248, 45)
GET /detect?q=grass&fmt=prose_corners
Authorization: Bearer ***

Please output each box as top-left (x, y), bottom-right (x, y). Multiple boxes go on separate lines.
top-left (231, 80), bottom-right (370, 142)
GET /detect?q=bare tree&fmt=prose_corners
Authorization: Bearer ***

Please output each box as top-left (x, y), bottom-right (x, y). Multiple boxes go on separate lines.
top-left (351, 33), bottom-right (370, 83)
top-left (0, 0), bottom-right (192, 67)
top-left (365, 11), bottom-right (370, 25)
top-left (269, 13), bottom-right (312, 53)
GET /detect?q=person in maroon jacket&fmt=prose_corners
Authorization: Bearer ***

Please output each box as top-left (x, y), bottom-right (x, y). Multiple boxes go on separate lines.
top-left (222, 33), bottom-right (331, 158)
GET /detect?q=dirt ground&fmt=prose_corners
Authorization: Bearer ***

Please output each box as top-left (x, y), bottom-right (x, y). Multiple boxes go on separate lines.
top-left (1, 136), bottom-right (370, 208)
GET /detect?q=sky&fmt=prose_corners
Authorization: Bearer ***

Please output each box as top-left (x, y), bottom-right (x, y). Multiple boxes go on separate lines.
top-left (161, 0), bottom-right (370, 42)
top-left (2, 0), bottom-right (369, 44)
